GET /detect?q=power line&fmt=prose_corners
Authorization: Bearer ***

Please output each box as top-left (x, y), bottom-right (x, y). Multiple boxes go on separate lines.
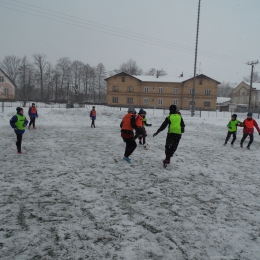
top-left (0, 0), bottom-right (247, 64)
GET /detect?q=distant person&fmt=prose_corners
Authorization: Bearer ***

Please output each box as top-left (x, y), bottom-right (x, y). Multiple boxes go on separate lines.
top-left (28, 103), bottom-right (38, 129)
top-left (90, 106), bottom-right (96, 128)
top-left (153, 105), bottom-right (185, 168)
top-left (224, 114), bottom-right (243, 146)
top-left (134, 108), bottom-right (146, 144)
top-left (240, 112), bottom-right (260, 149)
top-left (10, 107), bottom-right (28, 154)
top-left (139, 110), bottom-right (152, 147)
top-left (120, 106), bottom-right (138, 163)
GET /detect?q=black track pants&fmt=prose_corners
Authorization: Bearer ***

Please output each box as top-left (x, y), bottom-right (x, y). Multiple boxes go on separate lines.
top-left (240, 133), bottom-right (253, 146)
top-left (225, 131), bottom-right (236, 144)
top-left (29, 117), bottom-right (36, 128)
top-left (165, 134), bottom-right (181, 160)
top-left (123, 137), bottom-right (137, 158)
top-left (16, 133), bottom-right (23, 152)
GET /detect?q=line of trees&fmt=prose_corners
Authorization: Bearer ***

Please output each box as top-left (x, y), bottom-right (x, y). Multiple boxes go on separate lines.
top-left (1, 55), bottom-right (107, 103)
top-left (1, 56), bottom-right (170, 103)
top-left (3, 54), bottom-right (258, 101)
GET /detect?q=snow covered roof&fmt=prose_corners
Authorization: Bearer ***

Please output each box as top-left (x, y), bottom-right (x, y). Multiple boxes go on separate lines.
top-left (133, 75), bottom-right (187, 83)
top-left (105, 72), bottom-right (221, 84)
top-left (245, 82), bottom-right (260, 90)
top-left (217, 97), bottom-right (231, 104)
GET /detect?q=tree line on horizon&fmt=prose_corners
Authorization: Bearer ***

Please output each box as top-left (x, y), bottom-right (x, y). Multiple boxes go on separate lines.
top-left (1, 55), bottom-right (259, 102)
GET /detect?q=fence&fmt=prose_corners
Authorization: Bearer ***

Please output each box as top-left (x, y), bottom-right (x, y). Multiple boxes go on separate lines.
top-left (1, 101), bottom-right (260, 119)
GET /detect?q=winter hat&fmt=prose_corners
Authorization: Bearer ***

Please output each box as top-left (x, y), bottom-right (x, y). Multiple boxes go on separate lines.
top-left (128, 106), bottom-right (136, 113)
top-left (16, 107), bottom-right (23, 113)
top-left (247, 112), bottom-right (253, 117)
top-left (231, 114), bottom-right (237, 118)
top-left (32, 103), bottom-right (35, 105)
top-left (139, 108), bottom-right (145, 114)
top-left (169, 104), bottom-right (177, 112)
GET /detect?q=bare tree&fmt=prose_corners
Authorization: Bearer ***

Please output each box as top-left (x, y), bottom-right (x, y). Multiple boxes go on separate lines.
top-left (114, 59), bottom-right (143, 75)
top-left (55, 57), bottom-right (71, 101)
top-left (218, 82), bottom-right (236, 97)
top-left (96, 63), bottom-right (107, 102)
top-left (82, 64), bottom-right (93, 101)
top-left (145, 68), bottom-right (167, 77)
top-left (33, 54), bottom-right (48, 101)
top-left (45, 62), bottom-right (54, 101)
top-left (17, 56), bottom-right (36, 101)
top-left (243, 71), bottom-right (260, 83)
top-left (71, 60), bottom-right (84, 102)
top-left (0, 55), bottom-right (21, 85)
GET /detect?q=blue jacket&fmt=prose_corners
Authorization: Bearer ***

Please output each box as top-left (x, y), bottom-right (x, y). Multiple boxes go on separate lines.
top-left (10, 114), bottom-right (28, 134)
top-left (28, 107), bottom-right (38, 117)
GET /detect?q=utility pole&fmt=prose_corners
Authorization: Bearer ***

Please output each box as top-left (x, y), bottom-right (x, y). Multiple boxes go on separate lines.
top-left (191, 0), bottom-right (201, 117)
top-left (246, 60), bottom-right (259, 112)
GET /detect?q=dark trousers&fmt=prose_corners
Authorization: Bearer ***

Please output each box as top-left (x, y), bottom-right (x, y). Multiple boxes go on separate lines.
top-left (91, 119), bottom-right (95, 128)
top-left (138, 129), bottom-right (147, 144)
top-left (16, 133), bottom-right (23, 152)
top-left (123, 137), bottom-right (137, 158)
top-left (225, 131), bottom-right (236, 144)
top-left (29, 117), bottom-right (36, 127)
top-left (240, 133), bottom-right (253, 147)
top-left (165, 134), bottom-right (181, 160)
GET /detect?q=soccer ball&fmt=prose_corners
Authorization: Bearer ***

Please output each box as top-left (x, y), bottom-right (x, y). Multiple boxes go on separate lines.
top-left (144, 143), bottom-right (150, 150)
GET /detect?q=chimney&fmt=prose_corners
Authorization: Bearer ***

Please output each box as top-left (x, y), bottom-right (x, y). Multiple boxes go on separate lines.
top-left (156, 70), bottom-right (159, 78)
top-left (179, 71), bottom-right (183, 77)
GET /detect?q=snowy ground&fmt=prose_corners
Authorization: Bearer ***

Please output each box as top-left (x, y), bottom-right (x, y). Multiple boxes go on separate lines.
top-left (0, 104), bottom-right (260, 260)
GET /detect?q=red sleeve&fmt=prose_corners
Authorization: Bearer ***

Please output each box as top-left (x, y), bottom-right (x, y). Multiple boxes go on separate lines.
top-left (253, 120), bottom-right (260, 133)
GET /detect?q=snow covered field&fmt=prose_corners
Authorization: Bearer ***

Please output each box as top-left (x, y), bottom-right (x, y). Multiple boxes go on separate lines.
top-left (1, 104), bottom-right (260, 259)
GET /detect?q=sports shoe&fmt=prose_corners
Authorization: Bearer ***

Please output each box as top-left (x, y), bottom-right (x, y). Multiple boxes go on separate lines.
top-left (18, 151), bottom-right (22, 154)
top-left (163, 159), bottom-right (170, 164)
top-left (223, 143), bottom-right (227, 146)
top-left (240, 143), bottom-right (243, 148)
top-left (139, 140), bottom-right (142, 145)
top-left (33, 127), bottom-right (37, 129)
top-left (247, 145), bottom-right (250, 150)
top-left (123, 156), bottom-right (131, 163)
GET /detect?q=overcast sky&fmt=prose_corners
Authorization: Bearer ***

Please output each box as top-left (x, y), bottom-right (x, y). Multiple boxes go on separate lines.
top-left (0, 0), bottom-right (259, 83)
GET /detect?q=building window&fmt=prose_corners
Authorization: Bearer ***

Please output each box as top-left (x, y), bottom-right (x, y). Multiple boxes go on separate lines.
top-left (127, 97), bottom-right (133, 104)
top-left (204, 101), bottom-right (210, 107)
top-left (173, 99), bottom-right (178, 105)
top-left (127, 86), bottom-right (133, 92)
top-left (144, 87), bottom-right (149, 93)
top-left (174, 88), bottom-right (178, 94)
top-left (158, 98), bottom-right (163, 105)
top-left (205, 89), bottom-right (211, 95)
top-left (144, 98), bottom-right (149, 104)
top-left (122, 77), bottom-right (125, 82)
top-left (190, 89), bottom-right (196, 94)
top-left (0, 76), bottom-right (4, 82)
top-left (189, 100), bottom-right (196, 106)
top-left (159, 87), bottom-right (163, 93)
top-left (4, 88), bottom-right (9, 95)
top-left (152, 87), bottom-right (155, 91)
top-left (112, 86), bottom-right (119, 92)
top-left (199, 79), bottom-right (203, 85)
top-left (112, 97), bottom-right (118, 103)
